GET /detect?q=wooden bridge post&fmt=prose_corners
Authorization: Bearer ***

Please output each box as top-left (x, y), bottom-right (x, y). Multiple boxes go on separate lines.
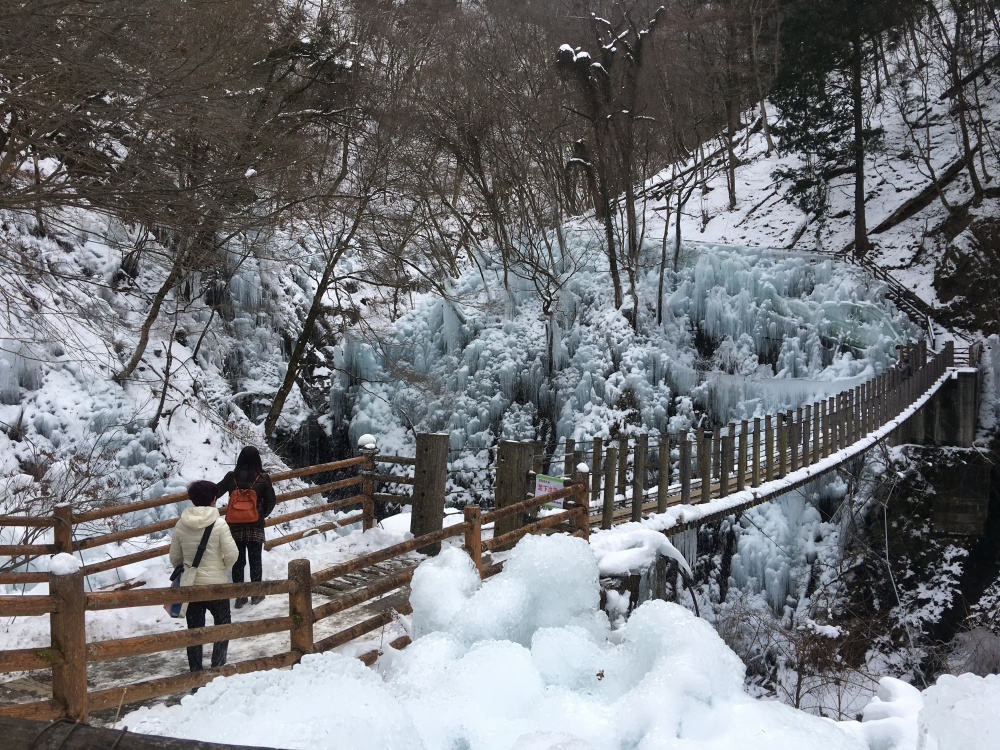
top-left (828, 396), bottom-right (837, 455)
top-left (698, 429), bottom-right (712, 504)
top-left (720, 424), bottom-right (734, 496)
top-left (789, 410), bottom-right (800, 473)
top-left (463, 505), bottom-right (482, 577)
top-left (657, 432), bottom-right (670, 512)
top-left (737, 420), bottom-right (747, 491)
top-left (602, 445), bottom-right (618, 529)
top-left (867, 376), bottom-right (874, 432)
top-left (802, 405), bottom-right (811, 467)
top-left (617, 438), bottom-right (629, 499)
top-left (679, 430), bottom-right (692, 503)
top-left (854, 386), bottom-right (862, 445)
top-left (876, 374), bottom-right (885, 429)
top-left (495, 440), bottom-right (536, 548)
top-left (812, 402), bottom-right (820, 463)
top-left (591, 437), bottom-right (603, 508)
top-left (776, 413), bottom-right (787, 478)
top-left (751, 418), bottom-right (761, 487)
top-left (53, 503), bottom-right (73, 555)
top-left (288, 559), bottom-right (314, 658)
top-left (764, 415), bottom-right (774, 481)
top-left (833, 393), bottom-right (844, 453)
top-left (50, 568), bottom-right (87, 722)
top-left (631, 434), bottom-right (648, 521)
top-left (841, 393), bottom-right (849, 451)
top-left (712, 425), bottom-right (722, 481)
top-left (860, 382), bottom-right (868, 437)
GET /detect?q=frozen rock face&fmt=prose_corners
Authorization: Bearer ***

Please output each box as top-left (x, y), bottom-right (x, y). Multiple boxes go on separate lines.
top-left (128, 535), bottom-right (864, 750)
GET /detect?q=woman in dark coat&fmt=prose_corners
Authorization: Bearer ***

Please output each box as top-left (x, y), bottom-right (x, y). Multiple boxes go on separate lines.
top-left (215, 446), bottom-right (276, 608)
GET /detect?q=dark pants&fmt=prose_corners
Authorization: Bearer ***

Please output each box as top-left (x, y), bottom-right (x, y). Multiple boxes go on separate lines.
top-left (232, 539), bottom-right (263, 584)
top-left (185, 598), bottom-right (231, 672)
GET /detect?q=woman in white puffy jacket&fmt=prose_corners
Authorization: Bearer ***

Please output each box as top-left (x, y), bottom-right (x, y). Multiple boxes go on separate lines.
top-left (169, 480), bottom-right (239, 672)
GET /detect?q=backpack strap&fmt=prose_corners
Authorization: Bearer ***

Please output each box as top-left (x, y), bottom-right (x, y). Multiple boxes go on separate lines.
top-left (235, 472), bottom-right (263, 490)
top-left (191, 524), bottom-right (215, 569)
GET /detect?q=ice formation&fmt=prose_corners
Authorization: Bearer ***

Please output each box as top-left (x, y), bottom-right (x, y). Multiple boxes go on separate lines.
top-left (127, 535), bottom-right (866, 750)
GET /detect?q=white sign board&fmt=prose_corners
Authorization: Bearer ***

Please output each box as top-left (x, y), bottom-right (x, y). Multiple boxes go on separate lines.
top-left (534, 473), bottom-right (565, 508)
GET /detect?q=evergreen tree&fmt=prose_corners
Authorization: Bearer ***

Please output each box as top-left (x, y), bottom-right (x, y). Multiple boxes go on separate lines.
top-left (771, 0), bottom-right (925, 258)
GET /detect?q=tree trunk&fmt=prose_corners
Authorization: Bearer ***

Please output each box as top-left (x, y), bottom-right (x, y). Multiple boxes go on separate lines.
top-left (115, 245), bottom-right (186, 383)
top-left (264, 206), bottom-right (367, 438)
top-left (851, 42), bottom-right (869, 259)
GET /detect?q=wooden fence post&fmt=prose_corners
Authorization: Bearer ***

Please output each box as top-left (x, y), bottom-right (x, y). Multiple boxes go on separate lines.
top-left (631, 434), bottom-right (648, 522)
top-left (602, 445), bottom-right (618, 530)
top-left (699, 429), bottom-right (712, 504)
top-left (679, 430), bottom-right (692, 504)
top-left (751, 418), bottom-right (761, 488)
top-left (776, 412), bottom-right (787, 479)
top-left (720, 425), bottom-right (732, 497)
top-left (53, 503), bottom-right (73, 555)
top-left (359, 442), bottom-right (377, 531)
top-left (802, 405), bottom-right (811, 467)
top-left (574, 470), bottom-right (591, 540)
top-left (737, 420), bottom-right (747, 491)
top-left (617, 438), bottom-right (629, 498)
top-left (812, 401), bottom-right (821, 463)
top-left (712, 425), bottom-right (722, 481)
top-left (495, 440), bottom-right (535, 548)
top-left (411, 432), bottom-right (449, 555)
top-left (658, 432), bottom-right (671, 512)
top-left (288, 559), bottom-right (314, 659)
top-left (764, 415), bottom-right (774, 481)
top-left (50, 568), bottom-right (87, 722)
top-left (463, 505), bottom-right (482, 577)
top-left (789, 410), bottom-right (800, 473)
top-left (563, 437), bottom-right (575, 479)
top-left (591, 436), bottom-right (603, 508)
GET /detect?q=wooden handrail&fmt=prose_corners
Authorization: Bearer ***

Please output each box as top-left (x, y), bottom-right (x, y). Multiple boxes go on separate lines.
top-left (86, 615), bottom-right (294, 663)
top-left (86, 651), bottom-right (301, 713)
top-left (481, 484), bottom-right (582, 525)
top-left (312, 567), bottom-right (416, 622)
top-left (0, 544), bottom-right (56, 556)
top-left (264, 512), bottom-right (364, 550)
top-left (311, 522), bottom-right (469, 585)
top-left (0, 595), bottom-right (55, 617)
top-left (0, 516), bottom-right (58, 527)
top-left (484, 505), bottom-right (586, 551)
top-left (72, 455), bottom-right (367, 524)
top-left (0, 647), bottom-right (64, 672)
top-left (86, 579), bottom-right (294, 611)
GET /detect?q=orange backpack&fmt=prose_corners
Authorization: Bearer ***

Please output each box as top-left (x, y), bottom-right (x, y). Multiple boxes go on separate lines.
top-left (226, 474), bottom-right (261, 524)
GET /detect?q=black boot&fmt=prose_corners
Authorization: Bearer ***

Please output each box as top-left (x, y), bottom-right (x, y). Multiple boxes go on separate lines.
top-left (235, 597), bottom-right (248, 609)
top-left (250, 595), bottom-right (265, 605)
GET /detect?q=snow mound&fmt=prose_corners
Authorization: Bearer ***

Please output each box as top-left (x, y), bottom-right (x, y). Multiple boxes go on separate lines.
top-left (918, 673), bottom-right (1000, 750)
top-left (126, 535), bottom-right (863, 750)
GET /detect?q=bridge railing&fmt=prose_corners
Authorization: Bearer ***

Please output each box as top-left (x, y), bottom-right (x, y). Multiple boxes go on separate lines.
top-left (536, 341), bottom-right (956, 526)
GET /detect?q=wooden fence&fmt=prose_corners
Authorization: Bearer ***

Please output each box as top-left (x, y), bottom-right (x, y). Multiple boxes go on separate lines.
top-left (0, 453), bottom-right (377, 587)
top-left (0, 478), bottom-right (587, 722)
top-left (535, 340), bottom-right (965, 528)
